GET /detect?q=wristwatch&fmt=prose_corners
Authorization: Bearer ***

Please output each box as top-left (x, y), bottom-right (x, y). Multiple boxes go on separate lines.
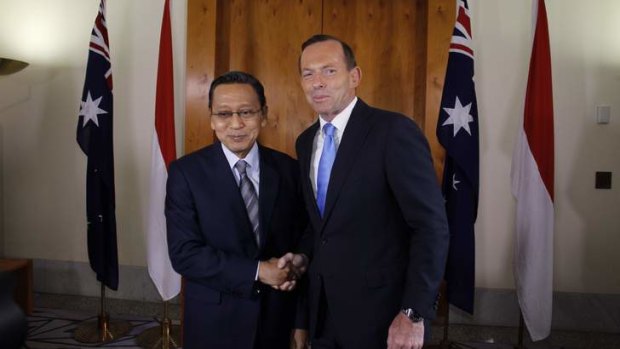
top-left (401, 308), bottom-right (424, 323)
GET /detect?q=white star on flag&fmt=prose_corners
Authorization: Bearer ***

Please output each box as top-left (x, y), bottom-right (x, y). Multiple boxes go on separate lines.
top-left (80, 91), bottom-right (108, 127)
top-left (442, 96), bottom-right (474, 136)
top-left (452, 173), bottom-right (461, 191)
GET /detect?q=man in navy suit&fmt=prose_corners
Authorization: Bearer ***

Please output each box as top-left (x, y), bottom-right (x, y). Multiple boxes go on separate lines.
top-left (288, 34), bottom-right (450, 349)
top-left (166, 71), bottom-right (307, 349)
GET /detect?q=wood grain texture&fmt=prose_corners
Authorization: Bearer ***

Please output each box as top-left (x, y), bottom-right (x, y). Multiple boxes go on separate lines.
top-left (425, 0), bottom-right (454, 179)
top-left (323, 0), bottom-right (418, 120)
top-left (186, 0), bottom-right (453, 161)
top-left (186, 0), bottom-right (216, 153)
top-left (226, 0), bottom-right (321, 157)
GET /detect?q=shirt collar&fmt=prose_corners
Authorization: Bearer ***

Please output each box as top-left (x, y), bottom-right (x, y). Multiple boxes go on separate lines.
top-left (318, 96), bottom-right (357, 132)
top-left (221, 142), bottom-right (260, 172)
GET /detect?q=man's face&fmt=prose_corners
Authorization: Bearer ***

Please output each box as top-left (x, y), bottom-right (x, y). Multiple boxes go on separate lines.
top-left (299, 40), bottom-right (361, 121)
top-left (210, 83), bottom-right (266, 158)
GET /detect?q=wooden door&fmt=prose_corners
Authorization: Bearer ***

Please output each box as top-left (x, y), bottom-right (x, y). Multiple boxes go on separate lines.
top-left (185, 0), bottom-right (453, 170)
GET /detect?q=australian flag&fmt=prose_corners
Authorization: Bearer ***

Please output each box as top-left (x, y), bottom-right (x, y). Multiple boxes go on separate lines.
top-left (76, 0), bottom-right (118, 290)
top-left (436, 0), bottom-right (479, 314)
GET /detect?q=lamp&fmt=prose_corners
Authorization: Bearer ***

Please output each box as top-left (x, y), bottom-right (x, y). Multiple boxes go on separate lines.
top-left (0, 58), bottom-right (29, 76)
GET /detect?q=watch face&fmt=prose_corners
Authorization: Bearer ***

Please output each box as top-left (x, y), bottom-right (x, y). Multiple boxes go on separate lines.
top-left (401, 308), bottom-right (423, 322)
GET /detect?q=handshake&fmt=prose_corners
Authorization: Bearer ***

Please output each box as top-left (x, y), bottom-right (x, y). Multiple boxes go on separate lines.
top-left (258, 253), bottom-right (308, 291)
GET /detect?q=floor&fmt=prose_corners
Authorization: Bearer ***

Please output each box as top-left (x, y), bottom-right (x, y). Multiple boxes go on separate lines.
top-left (22, 293), bottom-right (620, 349)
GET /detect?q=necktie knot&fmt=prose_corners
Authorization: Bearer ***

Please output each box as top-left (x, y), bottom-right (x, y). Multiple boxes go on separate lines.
top-left (235, 160), bottom-right (248, 175)
top-left (323, 123), bottom-right (336, 137)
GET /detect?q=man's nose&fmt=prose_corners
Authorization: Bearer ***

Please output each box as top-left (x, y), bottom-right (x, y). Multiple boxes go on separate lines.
top-left (312, 75), bottom-right (325, 89)
top-left (229, 113), bottom-right (244, 128)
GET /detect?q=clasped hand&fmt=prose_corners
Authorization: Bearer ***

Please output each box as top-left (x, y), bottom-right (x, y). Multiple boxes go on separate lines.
top-left (257, 252), bottom-right (307, 291)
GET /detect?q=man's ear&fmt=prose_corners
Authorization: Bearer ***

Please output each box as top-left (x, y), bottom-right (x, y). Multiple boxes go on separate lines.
top-left (349, 66), bottom-right (362, 88)
top-left (260, 106), bottom-right (268, 127)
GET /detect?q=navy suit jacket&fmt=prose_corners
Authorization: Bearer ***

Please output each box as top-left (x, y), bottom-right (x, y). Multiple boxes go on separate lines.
top-left (166, 142), bottom-right (307, 349)
top-left (296, 99), bottom-right (450, 348)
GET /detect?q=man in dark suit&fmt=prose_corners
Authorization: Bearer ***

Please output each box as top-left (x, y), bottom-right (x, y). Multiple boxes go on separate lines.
top-left (166, 71), bottom-right (308, 349)
top-left (290, 34), bottom-right (450, 349)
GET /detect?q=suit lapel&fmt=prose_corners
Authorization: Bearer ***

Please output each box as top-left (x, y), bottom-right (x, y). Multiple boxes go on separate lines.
top-left (320, 100), bottom-right (373, 226)
top-left (258, 146), bottom-right (279, 252)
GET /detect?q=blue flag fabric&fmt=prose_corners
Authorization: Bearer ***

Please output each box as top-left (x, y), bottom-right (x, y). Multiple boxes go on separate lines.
top-left (436, 0), bottom-right (479, 314)
top-left (76, 0), bottom-right (118, 290)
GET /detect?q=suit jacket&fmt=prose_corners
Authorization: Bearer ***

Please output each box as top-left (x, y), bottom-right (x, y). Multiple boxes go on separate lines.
top-left (296, 99), bottom-right (450, 348)
top-left (166, 142), bottom-right (307, 349)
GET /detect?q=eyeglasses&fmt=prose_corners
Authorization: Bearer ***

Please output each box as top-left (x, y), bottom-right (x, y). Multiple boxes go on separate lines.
top-left (211, 109), bottom-right (262, 120)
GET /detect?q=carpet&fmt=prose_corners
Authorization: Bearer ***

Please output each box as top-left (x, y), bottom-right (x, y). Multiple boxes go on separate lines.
top-left (25, 308), bottom-right (176, 349)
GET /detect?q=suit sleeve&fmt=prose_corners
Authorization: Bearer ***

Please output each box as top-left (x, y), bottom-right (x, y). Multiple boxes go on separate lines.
top-left (165, 160), bottom-right (258, 298)
top-left (385, 116), bottom-right (450, 319)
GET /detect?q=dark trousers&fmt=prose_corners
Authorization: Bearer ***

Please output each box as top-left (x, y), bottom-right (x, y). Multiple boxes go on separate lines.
top-left (311, 289), bottom-right (342, 349)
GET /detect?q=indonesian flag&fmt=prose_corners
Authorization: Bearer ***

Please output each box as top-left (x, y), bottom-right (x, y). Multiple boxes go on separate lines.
top-left (146, 0), bottom-right (181, 301)
top-left (511, 0), bottom-right (554, 341)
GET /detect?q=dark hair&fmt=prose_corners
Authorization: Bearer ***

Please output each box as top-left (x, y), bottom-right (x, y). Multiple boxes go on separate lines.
top-left (300, 34), bottom-right (357, 71)
top-left (208, 71), bottom-right (266, 109)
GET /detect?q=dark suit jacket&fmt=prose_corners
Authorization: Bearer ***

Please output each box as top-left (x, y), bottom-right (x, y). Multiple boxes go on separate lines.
top-left (296, 99), bottom-right (450, 348)
top-left (166, 142), bottom-right (307, 349)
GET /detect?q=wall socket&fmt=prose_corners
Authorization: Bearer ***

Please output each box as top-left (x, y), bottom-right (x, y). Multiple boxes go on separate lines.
top-left (595, 171), bottom-right (612, 189)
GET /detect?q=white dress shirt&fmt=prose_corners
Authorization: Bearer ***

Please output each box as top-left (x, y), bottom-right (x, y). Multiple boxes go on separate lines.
top-left (310, 97), bottom-right (358, 197)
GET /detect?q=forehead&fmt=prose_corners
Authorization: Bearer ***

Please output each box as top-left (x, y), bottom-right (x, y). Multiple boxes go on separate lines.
top-left (211, 83), bottom-right (259, 105)
top-left (300, 40), bottom-right (346, 68)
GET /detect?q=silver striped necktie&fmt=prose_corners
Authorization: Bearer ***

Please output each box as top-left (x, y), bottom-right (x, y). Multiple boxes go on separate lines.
top-left (235, 160), bottom-right (260, 247)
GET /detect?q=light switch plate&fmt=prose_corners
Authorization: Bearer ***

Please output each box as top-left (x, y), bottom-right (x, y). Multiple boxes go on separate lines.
top-left (596, 105), bottom-right (611, 124)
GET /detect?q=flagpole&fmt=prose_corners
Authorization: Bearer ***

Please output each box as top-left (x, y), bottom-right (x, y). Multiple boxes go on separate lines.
top-left (74, 282), bottom-right (132, 343)
top-left (136, 299), bottom-right (181, 349)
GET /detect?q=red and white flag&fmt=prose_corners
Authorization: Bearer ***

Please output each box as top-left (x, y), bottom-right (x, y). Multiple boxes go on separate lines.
top-left (511, 0), bottom-right (554, 341)
top-left (146, 0), bottom-right (181, 301)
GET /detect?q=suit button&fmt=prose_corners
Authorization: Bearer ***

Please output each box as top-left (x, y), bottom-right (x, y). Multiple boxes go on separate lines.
top-left (321, 238), bottom-right (328, 245)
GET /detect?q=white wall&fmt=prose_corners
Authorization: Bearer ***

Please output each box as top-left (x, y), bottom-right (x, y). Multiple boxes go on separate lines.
top-left (0, 0), bottom-right (618, 297)
top-left (0, 0), bottom-right (187, 267)
top-left (473, 0), bottom-right (620, 294)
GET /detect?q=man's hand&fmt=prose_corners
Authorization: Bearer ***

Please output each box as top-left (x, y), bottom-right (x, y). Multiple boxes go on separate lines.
top-left (387, 312), bottom-right (424, 349)
top-left (258, 258), bottom-right (293, 286)
top-left (273, 253), bottom-right (308, 291)
top-left (278, 253), bottom-right (308, 275)
top-left (290, 329), bottom-right (309, 349)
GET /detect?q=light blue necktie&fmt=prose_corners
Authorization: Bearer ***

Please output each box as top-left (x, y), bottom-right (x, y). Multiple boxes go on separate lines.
top-left (316, 123), bottom-right (336, 217)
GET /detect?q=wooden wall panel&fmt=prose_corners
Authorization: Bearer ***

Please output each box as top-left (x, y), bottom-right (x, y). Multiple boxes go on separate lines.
top-left (185, 0), bottom-right (454, 163)
top-left (323, 0), bottom-right (419, 123)
top-left (226, 0), bottom-right (321, 157)
top-left (185, 0), bottom-right (217, 153)
top-left (425, 0), bottom-right (454, 179)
